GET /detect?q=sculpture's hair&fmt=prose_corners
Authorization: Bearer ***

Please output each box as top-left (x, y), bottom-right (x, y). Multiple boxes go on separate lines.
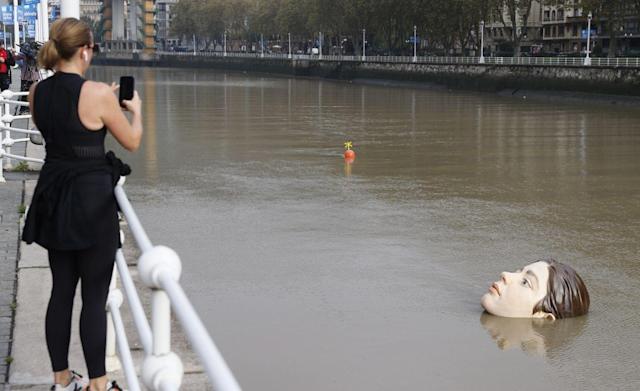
top-left (38, 18), bottom-right (92, 70)
top-left (533, 259), bottom-right (590, 319)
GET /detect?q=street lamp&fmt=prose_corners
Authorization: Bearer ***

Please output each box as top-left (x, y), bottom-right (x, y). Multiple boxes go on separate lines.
top-left (479, 20), bottom-right (485, 64)
top-left (362, 28), bottom-right (366, 61)
top-left (413, 25), bottom-right (417, 62)
top-left (288, 32), bottom-right (292, 59)
top-left (584, 12), bottom-right (592, 66)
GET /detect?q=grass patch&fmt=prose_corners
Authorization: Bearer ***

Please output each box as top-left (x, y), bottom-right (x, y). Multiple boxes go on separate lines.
top-left (17, 204), bottom-right (26, 214)
top-left (4, 356), bottom-right (13, 365)
top-left (14, 161), bottom-right (29, 172)
top-left (10, 301), bottom-right (17, 311)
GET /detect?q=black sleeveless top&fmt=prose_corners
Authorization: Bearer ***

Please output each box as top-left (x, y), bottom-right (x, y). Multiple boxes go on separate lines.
top-left (22, 72), bottom-right (129, 250)
top-left (34, 72), bottom-right (107, 159)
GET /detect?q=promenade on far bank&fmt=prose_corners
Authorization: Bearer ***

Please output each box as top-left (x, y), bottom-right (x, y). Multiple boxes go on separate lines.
top-left (95, 51), bottom-right (640, 98)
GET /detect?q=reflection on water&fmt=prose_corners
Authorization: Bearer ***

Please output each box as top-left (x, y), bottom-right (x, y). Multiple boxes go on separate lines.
top-left (480, 313), bottom-right (588, 358)
top-left (88, 66), bottom-right (640, 391)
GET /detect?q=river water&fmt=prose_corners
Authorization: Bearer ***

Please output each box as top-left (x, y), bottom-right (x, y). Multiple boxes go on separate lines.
top-left (90, 66), bottom-right (640, 391)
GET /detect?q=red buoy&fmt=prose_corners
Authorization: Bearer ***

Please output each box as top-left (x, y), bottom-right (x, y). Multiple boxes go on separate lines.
top-left (343, 141), bottom-right (356, 162)
top-left (344, 149), bottom-right (356, 160)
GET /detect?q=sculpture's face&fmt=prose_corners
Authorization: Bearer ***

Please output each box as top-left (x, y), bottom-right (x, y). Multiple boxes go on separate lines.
top-left (481, 261), bottom-right (551, 318)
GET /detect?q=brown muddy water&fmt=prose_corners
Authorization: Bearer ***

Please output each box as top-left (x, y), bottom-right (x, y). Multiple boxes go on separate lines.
top-left (90, 66), bottom-right (640, 391)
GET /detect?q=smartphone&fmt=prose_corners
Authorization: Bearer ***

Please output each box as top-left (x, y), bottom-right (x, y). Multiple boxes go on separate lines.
top-left (119, 76), bottom-right (134, 107)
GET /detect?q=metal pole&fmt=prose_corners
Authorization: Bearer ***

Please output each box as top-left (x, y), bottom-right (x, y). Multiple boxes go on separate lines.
top-left (0, 101), bottom-right (5, 182)
top-left (60, 0), bottom-right (80, 18)
top-left (12, 0), bottom-right (18, 52)
top-left (3, 101), bottom-right (11, 170)
top-left (41, 0), bottom-right (48, 41)
top-left (223, 31), bottom-right (227, 57)
top-left (319, 32), bottom-right (323, 60)
top-left (105, 266), bottom-right (121, 372)
top-left (261, 33), bottom-right (264, 58)
top-left (288, 32), bottom-right (292, 59)
top-left (362, 28), bottom-right (366, 61)
top-left (584, 12), bottom-right (592, 66)
top-left (413, 25), bottom-right (417, 62)
top-left (479, 20), bottom-right (485, 64)
top-left (152, 291), bottom-right (171, 355)
top-left (192, 34), bottom-right (196, 55)
top-left (3, 24), bottom-right (6, 48)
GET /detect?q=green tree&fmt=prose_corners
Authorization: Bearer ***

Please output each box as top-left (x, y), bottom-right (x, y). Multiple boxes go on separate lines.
top-left (581, 0), bottom-right (632, 57)
top-left (493, 0), bottom-right (537, 56)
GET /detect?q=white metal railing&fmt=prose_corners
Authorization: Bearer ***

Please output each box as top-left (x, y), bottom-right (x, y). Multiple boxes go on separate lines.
top-left (111, 182), bottom-right (242, 391)
top-left (0, 89), bottom-right (36, 182)
top-left (144, 50), bottom-right (640, 68)
top-left (1, 87), bottom-right (242, 390)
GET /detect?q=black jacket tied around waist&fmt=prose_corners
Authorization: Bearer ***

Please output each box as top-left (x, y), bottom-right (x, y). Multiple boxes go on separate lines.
top-left (22, 150), bottom-right (131, 250)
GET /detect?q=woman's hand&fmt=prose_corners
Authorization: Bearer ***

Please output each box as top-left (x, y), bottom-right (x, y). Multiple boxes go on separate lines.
top-left (121, 90), bottom-right (141, 115)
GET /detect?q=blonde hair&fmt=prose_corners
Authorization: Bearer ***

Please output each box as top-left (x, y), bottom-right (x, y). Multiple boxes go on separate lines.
top-left (38, 18), bottom-right (92, 70)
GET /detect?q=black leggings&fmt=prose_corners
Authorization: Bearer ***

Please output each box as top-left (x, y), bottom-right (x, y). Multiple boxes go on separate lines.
top-left (46, 240), bottom-right (118, 379)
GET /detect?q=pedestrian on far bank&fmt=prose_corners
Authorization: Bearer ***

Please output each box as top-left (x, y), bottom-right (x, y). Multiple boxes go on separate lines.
top-left (22, 17), bottom-right (143, 391)
top-left (0, 41), bottom-right (11, 91)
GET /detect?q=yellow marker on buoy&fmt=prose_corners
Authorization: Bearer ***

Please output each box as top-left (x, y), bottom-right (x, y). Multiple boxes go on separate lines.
top-left (344, 141), bottom-right (356, 162)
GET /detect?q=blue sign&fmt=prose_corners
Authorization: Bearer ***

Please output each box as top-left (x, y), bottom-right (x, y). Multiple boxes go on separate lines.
top-left (409, 36), bottom-right (421, 44)
top-left (23, 4), bottom-right (37, 21)
top-left (27, 21), bottom-right (35, 38)
top-left (581, 28), bottom-right (597, 39)
top-left (1, 6), bottom-right (13, 25)
top-left (23, 0), bottom-right (41, 5)
top-left (49, 6), bottom-right (58, 21)
top-left (16, 5), bottom-right (24, 23)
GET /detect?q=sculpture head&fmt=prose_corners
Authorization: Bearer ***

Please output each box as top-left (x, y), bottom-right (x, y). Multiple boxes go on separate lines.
top-left (481, 259), bottom-right (589, 320)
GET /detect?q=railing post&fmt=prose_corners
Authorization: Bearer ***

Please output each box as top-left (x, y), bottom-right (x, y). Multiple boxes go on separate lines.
top-left (2, 92), bottom-right (12, 171)
top-left (0, 97), bottom-right (4, 183)
top-left (106, 231), bottom-right (124, 372)
top-left (139, 246), bottom-right (184, 391)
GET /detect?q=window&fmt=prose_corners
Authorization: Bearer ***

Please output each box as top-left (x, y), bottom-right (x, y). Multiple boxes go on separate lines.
top-left (559, 26), bottom-right (565, 36)
top-left (544, 10), bottom-right (550, 21)
top-left (558, 9), bottom-right (564, 20)
top-left (552, 10), bottom-right (556, 20)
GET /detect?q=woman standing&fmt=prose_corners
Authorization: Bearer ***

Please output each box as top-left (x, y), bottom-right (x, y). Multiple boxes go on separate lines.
top-left (22, 18), bottom-right (143, 391)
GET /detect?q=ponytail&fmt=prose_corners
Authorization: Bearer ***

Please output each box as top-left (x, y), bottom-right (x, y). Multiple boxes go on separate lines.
top-left (38, 40), bottom-right (60, 70)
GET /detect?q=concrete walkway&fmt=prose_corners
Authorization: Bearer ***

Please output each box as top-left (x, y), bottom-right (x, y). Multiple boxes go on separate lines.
top-left (4, 140), bottom-right (209, 389)
top-left (0, 161), bottom-right (24, 385)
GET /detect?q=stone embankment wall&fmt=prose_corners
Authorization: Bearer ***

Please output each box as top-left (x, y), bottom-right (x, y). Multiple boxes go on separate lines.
top-left (95, 55), bottom-right (640, 96)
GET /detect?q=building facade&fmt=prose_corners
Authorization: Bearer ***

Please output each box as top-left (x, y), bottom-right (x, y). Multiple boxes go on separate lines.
top-left (542, 1), bottom-right (640, 56)
top-left (155, 0), bottom-right (179, 50)
top-left (80, 0), bottom-right (102, 24)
